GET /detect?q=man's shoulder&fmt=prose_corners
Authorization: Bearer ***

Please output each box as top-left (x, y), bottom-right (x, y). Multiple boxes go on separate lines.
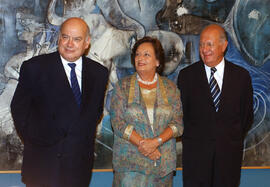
top-left (29, 51), bottom-right (58, 61)
top-left (21, 52), bottom-right (59, 73)
top-left (225, 59), bottom-right (250, 76)
top-left (83, 56), bottom-right (108, 74)
top-left (179, 61), bottom-right (202, 78)
top-left (24, 51), bottom-right (58, 65)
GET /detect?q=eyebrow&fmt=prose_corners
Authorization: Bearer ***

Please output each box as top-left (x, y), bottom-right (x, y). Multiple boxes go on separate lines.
top-left (61, 34), bottom-right (83, 40)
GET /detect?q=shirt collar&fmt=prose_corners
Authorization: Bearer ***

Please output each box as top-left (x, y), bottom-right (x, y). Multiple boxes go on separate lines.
top-left (204, 58), bottom-right (225, 85)
top-left (204, 58), bottom-right (225, 75)
top-left (214, 58), bottom-right (225, 73)
top-left (60, 55), bottom-right (83, 70)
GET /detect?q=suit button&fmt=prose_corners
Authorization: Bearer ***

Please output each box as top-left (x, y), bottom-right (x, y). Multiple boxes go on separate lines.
top-left (63, 133), bottom-right (67, 138)
top-left (57, 153), bottom-right (62, 158)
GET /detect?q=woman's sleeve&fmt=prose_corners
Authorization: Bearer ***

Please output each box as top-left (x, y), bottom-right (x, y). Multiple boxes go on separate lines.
top-left (110, 82), bottom-right (134, 140)
top-left (168, 86), bottom-right (183, 138)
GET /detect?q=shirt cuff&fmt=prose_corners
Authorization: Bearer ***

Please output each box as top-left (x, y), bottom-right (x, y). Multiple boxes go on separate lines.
top-left (123, 125), bottom-right (134, 141)
top-left (169, 124), bottom-right (178, 138)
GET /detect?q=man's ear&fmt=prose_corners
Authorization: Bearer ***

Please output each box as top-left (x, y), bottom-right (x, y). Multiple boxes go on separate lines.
top-left (222, 40), bottom-right (228, 52)
top-left (85, 36), bottom-right (91, 49)
top-left (57, 34), bottom-right (61, 45)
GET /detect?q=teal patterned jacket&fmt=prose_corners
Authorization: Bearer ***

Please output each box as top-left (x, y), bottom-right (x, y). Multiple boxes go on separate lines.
top-left (110, 73), bottom-right (183, 177)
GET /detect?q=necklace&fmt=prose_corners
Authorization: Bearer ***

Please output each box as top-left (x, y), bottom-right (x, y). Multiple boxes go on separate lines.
top-left (137, 73), bottom-right (158, 85)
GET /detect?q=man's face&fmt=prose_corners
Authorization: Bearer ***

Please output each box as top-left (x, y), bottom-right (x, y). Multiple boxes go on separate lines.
top-left (58, 19), bottom-right (90, 62)
top-left (199, 28), bottom-right (227, 67)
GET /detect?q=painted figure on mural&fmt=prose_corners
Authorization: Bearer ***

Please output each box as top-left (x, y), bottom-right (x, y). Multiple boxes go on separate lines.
top-left (0, 8), bottom-right (47, 170)
top-left (10, 17), bottom-right (108, 187)
top-left (110, 36), bottom-right (183, 187)
top-left (177, 24), bottom-right (254, 187)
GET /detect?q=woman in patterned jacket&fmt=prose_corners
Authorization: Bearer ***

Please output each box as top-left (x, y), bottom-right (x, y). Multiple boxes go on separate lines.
top-left (110, 36), bottom-right (183, 187)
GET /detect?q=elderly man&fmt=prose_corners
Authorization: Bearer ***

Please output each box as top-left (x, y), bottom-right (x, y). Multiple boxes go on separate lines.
top-left (177, 24), bottom-right (253, 187)
top-left (11, 17), bottom-right (108, 187)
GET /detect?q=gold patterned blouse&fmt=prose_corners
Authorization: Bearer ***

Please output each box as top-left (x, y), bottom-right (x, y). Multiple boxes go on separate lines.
top-left (140, 87), bottom-right (157, 132)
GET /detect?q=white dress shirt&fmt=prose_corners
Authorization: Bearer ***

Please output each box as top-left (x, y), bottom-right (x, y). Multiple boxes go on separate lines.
top-left (60, 56), bottom-right (82, 91)
top-left (204, 58), bottom-right (225, 91)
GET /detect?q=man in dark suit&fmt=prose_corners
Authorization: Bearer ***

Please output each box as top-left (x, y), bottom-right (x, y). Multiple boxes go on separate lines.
top-left (10, 17), bottom-right (108, 187)
top-left (177, 24), bottom-right (253, 187)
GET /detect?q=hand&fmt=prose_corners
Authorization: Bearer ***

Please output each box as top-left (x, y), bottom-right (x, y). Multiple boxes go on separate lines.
top-left (138, 138), bottom-right (159, 157)
top-left (148, 149), bottom-right (161, 161)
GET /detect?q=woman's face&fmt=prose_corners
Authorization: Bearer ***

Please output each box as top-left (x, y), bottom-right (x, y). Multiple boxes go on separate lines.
top-left (134, 42), bottom-right (159, 76)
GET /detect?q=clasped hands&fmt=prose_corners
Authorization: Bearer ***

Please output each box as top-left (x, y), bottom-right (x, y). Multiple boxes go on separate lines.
top-left (138, 138), bottom-right (161, 161)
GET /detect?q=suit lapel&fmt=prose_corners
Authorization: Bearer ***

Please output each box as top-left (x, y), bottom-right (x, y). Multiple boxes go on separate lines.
top-left (50, 52), bottom-right (80, 113)
top-left (198, 61), bottom-right (215, 106)
top-left (53, 54), bottom-right (93, 113)
top-left (80, 56), bottom-right (95, 113)
top-left (198, 60), bottom-right (232, 113)
top-left (196, 61), bottom-right (218, 112)
top-left (218, 60), bottom-right (232, 113)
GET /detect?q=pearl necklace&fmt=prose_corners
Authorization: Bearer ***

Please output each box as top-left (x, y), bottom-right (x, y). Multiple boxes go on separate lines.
top-left (137, 73), bottom-right (158, 85)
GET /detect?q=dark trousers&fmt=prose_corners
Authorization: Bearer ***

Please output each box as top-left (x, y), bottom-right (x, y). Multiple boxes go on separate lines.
top-left (183, 152), bottom-right (241, 187)
top-left (26, 185), bottom-right (50, 187)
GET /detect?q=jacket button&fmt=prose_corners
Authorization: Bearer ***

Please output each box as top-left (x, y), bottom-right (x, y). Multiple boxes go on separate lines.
top-left (57, 153), bottom-right (62, 158)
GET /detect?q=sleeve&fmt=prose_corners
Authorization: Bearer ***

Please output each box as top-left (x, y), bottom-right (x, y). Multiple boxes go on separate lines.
top-left (177, 69), bottom-right (187, 123)
top-left (10, 61), bottom-right (33, 142)
top-left (110, 81), bottom-right (134, 140)
top-left (123, 125), bottom-right (134, 140)
top-left (168, 84), bottom-right (184, 138)
top-left (97, 68), bottom-right (109, 119)
top-left (241, 72), bottom-right (254, 137)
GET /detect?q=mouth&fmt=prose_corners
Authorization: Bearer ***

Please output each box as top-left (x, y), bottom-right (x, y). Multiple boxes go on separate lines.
top-left (203, 54), bottom-right (212, 58)
top-left (64, 48), bottom-right (75, 53)
top-left (137, 61), bottom-right (147, 66)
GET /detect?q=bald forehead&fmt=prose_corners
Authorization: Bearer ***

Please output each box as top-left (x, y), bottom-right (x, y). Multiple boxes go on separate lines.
top-left (60, 17), bottom-right (90, 36)
top-left (201, 24), bottom-right (227, 42)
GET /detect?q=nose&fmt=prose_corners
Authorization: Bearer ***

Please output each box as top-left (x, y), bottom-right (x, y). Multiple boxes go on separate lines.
top-left (67, 38), bottom-right (74, 48)
top-left (200, 45), bottom-right (209, 54)
top-left (137, 54), bottom-right (145, 62)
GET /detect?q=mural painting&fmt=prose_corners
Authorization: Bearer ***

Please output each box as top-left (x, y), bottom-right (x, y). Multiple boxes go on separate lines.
top-left (0, 0), bottom-right (269, 170)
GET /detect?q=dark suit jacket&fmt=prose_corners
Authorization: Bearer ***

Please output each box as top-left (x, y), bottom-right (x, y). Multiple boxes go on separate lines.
top-left (11, 51), bottom-right (108, 187)
top-left (177, 60), bottom-right (253, 186)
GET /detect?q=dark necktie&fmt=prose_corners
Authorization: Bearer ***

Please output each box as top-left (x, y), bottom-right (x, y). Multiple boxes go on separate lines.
top-left (210, 67), bottom-right (220, 112)
top-left (68, 63), bottom-right (81, 106)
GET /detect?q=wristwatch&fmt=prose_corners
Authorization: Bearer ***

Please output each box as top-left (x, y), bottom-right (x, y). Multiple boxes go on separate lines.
top-left (157, 137), bottom-right (163, 146)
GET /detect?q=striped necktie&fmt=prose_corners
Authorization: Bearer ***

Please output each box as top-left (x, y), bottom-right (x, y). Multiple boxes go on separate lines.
top-left (210, 67), bottom-right (220, 112)
top-left (68, 63), bottom-right (81, 106)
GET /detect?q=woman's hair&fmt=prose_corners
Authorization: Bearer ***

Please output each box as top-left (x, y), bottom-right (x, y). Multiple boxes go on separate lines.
top-left (131, 36), bottom-right (165, 74)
